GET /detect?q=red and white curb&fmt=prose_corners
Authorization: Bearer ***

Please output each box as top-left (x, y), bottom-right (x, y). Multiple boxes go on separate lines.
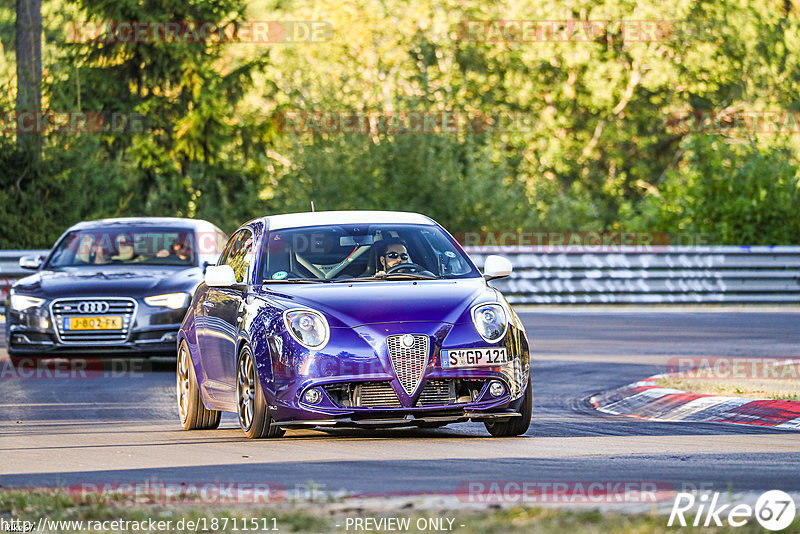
top-left (590, 375), bottom-right (800, 430)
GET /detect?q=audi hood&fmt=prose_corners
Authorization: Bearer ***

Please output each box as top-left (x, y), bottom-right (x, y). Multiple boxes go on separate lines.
top-left (11, 266), bottom-right (204, 300)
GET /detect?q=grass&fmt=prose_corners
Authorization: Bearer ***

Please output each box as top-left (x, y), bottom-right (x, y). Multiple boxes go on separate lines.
top-left (1, 489), bottom-right (798, 533)
top-left (656, 376), bottom-right (800, 400)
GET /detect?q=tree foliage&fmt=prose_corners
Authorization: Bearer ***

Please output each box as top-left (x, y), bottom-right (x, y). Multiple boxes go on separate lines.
top-left (1, 0), bottom-right (799, 247)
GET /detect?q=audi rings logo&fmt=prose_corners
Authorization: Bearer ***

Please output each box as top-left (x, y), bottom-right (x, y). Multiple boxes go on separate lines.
top-left (77, 301), bottom-right (110, 314)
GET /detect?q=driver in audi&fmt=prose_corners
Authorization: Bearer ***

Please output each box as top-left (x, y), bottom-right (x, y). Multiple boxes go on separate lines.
top-left (375, 237), bottom-right (411, 275)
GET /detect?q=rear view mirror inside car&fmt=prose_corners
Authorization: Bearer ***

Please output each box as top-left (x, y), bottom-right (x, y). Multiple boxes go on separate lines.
top-left (340, 235), bottom-right (374, 246)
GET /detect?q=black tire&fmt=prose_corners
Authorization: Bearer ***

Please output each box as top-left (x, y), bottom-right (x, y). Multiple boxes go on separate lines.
top-left (237, 345), bottom-right (285, 439)
top-left (177, 340), bottom-right (221, 430)
top-left (484, 375), bottom-right (532, 437)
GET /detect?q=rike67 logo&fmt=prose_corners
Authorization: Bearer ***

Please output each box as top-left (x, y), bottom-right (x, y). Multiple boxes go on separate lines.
top-left (669, 490), bottom-right (796, 531)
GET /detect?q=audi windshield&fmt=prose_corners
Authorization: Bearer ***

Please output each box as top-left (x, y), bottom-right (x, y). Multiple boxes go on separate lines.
top-left (46, 228), bottom-right (198, 268)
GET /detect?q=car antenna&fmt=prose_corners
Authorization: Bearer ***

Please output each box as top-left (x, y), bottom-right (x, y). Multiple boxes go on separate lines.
top-left (310, 201), bottom-right (316, 212)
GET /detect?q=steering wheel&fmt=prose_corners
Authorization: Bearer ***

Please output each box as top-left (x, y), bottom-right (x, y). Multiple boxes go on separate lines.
top-left (386, 262), bottom-right (433, 275)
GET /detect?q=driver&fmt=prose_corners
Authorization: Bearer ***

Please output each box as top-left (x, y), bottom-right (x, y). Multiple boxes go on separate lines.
top-left (376, 237), bottom-right (411, 275)
top-left (111, 234), bottom-right (135, 261)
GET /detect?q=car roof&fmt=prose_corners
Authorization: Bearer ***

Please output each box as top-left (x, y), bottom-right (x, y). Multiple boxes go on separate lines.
top-left (68, 217), bottom-right (220, 231)
top-left (261, 211), bottom-right (436, 231)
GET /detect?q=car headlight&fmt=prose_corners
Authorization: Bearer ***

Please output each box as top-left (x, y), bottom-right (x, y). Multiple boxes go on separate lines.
top-left (10, 295), bottom-right (45, 312)
top-left (144, 293), bottom-right (190, 310)
top-left (283, 308), bottom-right (330, 350)
top-left (471, 303), bottom-right (508, 343)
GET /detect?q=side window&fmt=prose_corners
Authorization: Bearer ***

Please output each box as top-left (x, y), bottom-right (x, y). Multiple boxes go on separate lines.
top-left (217, 231), bottom-right (239, 266)
top-left (225, 230), bottom-right (254, 283)
top-left (421, 229), bottom-right (471, 276)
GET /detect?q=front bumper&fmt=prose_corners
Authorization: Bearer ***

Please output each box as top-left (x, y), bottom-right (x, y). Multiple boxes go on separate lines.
top-left (6, 324), bottom-right (181, 355)
top-left (6, 303), bottom-right (186, 356)
top-left (270, 370), bottom-right (530, 426)
top-left (274, 410), bottom-right (523, 429)
top-left (262, 318), bottom-right (531, 425)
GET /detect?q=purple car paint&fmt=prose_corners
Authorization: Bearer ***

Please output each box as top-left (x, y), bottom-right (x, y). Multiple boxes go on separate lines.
top-left (177, 211), bottom-right (531, 438)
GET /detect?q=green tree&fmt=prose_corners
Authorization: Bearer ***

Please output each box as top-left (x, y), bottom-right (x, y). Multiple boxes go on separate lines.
top-left (650, 136), bottom-right (800, 244)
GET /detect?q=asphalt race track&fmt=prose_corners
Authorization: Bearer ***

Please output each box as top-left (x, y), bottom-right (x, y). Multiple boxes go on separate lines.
top-left (2, 309), bottom-right (800, 499)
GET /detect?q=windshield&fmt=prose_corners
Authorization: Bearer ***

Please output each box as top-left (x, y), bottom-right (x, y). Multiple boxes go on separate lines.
top-left (260, 223), bottom-right (479, 282)
top-left (46, 228), bottom-right (198, 268)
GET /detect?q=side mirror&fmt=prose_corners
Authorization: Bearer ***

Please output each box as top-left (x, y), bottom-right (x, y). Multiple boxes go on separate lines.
top-left (19, 255), bottom-right (44, 270)
top-left (483, 255), bottom-right (512, 280)
top-left (204, 265), bottom-right (237, 287)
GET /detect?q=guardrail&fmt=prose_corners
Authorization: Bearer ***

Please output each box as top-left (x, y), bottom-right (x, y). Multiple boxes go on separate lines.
top-left (466, 246), bottom-right (800, 304)
top-left (0, 247), bottom-right (798, 309)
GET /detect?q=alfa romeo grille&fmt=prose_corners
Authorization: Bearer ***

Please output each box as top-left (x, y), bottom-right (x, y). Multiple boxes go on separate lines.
top-left (417, 379), bottom-right (457, 406)
top-left (354, 382), bottom-right (402, 408)
top-left (387, 334), bottom-right (429, 395)
top-left (51, 298), bottom-right (136, 344)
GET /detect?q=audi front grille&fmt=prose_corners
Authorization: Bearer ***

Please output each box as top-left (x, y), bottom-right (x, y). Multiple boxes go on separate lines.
top-left (51, 297), bottom-right (137, 344)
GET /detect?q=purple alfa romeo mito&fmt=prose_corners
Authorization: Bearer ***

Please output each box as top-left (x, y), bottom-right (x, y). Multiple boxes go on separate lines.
top-left (177, 211), bottom-right (531, 438)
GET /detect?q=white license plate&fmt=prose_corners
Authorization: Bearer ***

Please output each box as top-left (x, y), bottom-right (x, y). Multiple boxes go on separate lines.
top-left (441, 347), bottom-right (510, 368)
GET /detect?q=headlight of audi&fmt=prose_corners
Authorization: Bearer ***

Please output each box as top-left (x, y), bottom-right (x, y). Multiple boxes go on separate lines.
top-left (283, 308), bottom-right (330, 350)
top-left (10, 295), bottom-right (45, 312)
top-left (144, 292), bottom-right (190, 310)
top-left (472, 303), bottom-right (508, 343)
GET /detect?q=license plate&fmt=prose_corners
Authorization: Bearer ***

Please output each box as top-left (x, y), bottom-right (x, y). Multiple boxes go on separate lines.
top-left (441, 347), bottom-right (510, 368)
top-left (64, 316), bottom-right (123, 331)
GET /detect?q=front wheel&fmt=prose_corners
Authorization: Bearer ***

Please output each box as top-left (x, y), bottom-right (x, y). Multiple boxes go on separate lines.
top-left (237, 345), bottom-right (285, 439)
top-left (177, 340), bottom-right (221, 430)
top-left (484, 375), bottom-right (532, 437)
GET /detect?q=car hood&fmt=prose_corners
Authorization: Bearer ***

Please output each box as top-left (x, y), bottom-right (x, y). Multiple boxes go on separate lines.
top-left (253, 278), bottom-right (495, 327)
top-left (13, 267), bottom-right (204, 299)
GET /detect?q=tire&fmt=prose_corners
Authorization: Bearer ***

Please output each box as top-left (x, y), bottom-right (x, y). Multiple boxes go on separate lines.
top-left (237, 345), bottom-right (285, 439)
top-left (177, 340), bottom-right (221, 430)
top-left (484, 375), bottom-right (532, 437)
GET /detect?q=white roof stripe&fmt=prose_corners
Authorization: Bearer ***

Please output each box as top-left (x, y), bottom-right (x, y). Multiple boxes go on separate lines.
top-left (265, 210), bottom-right (435, 230)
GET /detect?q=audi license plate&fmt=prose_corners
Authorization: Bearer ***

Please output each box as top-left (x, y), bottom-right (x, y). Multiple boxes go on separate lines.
top-left (441, 347), bottom-right (510, 368)
top-left (64, 316), bottom-right (123, 330)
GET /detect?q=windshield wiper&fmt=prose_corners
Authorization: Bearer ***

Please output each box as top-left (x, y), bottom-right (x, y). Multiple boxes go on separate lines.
top-left (335, 273), bottom-right (437, 282)
top-left (378, 273), bottom-right (437, 280)
top-left (263, 279), bottom-right (329, 284)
